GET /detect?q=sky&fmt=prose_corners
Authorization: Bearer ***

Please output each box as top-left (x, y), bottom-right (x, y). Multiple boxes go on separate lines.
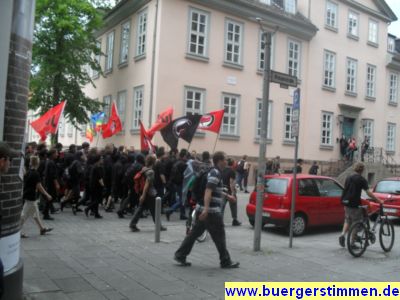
top-left (386, 0), bottom-right (400, 36)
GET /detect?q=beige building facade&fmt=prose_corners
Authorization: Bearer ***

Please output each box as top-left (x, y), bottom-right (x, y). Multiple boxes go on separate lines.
top-left (31, 0), bottom-right (400, 164)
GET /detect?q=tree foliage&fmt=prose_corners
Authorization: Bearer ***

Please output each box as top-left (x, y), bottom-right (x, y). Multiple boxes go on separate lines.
top-left (30, 0), bottom-right (106, 128)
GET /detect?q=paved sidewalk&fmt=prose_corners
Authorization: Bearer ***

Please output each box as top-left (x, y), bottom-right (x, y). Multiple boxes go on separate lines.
top-left (22, 192), bottom-right (400, 300)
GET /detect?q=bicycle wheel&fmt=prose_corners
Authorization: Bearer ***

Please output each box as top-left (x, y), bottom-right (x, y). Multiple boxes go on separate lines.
top-left (379, 217), bottom-right (395, 252)
top-left (190, 210), bottom-right (207, 242)
top-left (347, 222), bottom-right (368, 258)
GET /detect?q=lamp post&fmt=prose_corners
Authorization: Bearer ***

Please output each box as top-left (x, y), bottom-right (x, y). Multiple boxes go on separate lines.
top-left (253, 21), bottom-right (272, 252)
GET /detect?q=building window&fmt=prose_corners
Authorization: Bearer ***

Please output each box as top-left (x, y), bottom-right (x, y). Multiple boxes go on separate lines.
top-left (323, 50), bottom-right (336, 88)
top-left (368, 20), bottom-right (378, 44)
top-left (389, 73), bottom-right (399, 104)
top-left (284, 0), bottom-right (296, 14)
top-left (67, 123), bottom-right (73, 137)
top-left (284, 104), bottom-right (294, 141)
top-left (184, 87), bottom-right (204, 115)
top-left (388, 36), bottom-right (396, 52)
top-left (136, 10), bottom-right (147, 57)
top-left (366, 64), bottom-right (376, 98)
top-left (93, 40), bottom-right (101, 78)
top-left (79, 123), bottom-right (86, 137)
top-left (387, 123), bottom-right (396, 152)
top-left (363, 119), bottom-right (374, 146)
top-left (59, 117), bottom-right (65, 137)
top-left (103, 95), bottom-right (112, 121)
top-left (326, 1), bottom-right (338, 29)
top-left (132, 86), bottom-right (144, 130)
top-left (105, 31), bottom-right (114, 72)
top-left (222, 94), bottom-right (239, 135)
top-left (119, 21), bottom-right (130, 65)
top-left (259, 32), bottom-right (275, 70)
top-left (346, 58), bottom-right (357, 93)
top-left (259, 0), bottom-right (271, 4)
top-left (288, 39), bottom-right (300, 78)
top-left (117, 91), bottom-right (126, 129)
top-left (225, 19), bottom-right (243, 65)
top-left (321, 112), bottom-right (333, 146)
top-left (256, 100), bottom-right (272, 139)
top-left (188, 8), bottom-right (209, 57)
top-left (348, 11), bottom-right (359, 37)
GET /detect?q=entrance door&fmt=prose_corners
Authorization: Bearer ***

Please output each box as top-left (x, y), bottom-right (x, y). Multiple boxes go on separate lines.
top-left (342, 117), bottom-right (355, 139)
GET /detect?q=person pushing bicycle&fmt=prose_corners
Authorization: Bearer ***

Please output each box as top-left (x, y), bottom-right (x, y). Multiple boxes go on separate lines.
top-left (339, 162), bottom-right (384, 248)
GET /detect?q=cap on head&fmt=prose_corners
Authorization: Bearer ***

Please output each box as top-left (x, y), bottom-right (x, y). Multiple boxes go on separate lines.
top-left (0, 142), bottom-right (19, 158)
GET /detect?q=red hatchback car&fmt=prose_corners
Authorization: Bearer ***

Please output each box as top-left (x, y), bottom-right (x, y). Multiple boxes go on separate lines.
top-left (371, 178), bottom-right (400, 218)
top-left (246, 174), bottom-right (345, 236)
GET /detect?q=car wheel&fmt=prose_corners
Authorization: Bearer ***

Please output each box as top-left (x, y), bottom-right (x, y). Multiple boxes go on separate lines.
top-left (290, 214), bottom-right (307, 236)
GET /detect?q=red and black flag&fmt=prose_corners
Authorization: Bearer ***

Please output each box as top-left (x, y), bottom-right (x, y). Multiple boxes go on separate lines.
top-left (198, 109), bottom-right (224, 133)
top-left (30, 101), bottom-right (67, 141)
top-left (139, 120), bottom-right (155, 152)
top-left (148, 106), bottom-right (173, 138)
top-left (102, 102), bottom-right (122, 138)
top-left (160, 114), bottom-right (202, 150)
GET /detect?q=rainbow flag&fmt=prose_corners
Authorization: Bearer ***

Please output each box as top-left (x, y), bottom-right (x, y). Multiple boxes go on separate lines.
top-left (90, 112), bottom-right (105, 132)
top-left (86, 127), bottom-right (94, 142)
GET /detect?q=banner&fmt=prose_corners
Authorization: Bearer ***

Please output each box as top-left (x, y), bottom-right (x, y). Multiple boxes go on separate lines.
top-left (102, 102), bottom-right (122, 138)
top-left (30, 101), bottom-right (66, 141)
top-left (198, 109), bottom-right (224, 133)
top-left (148, 107), bottom-right (173, 138)
top-left (161, 114), bottom-right (202, 149)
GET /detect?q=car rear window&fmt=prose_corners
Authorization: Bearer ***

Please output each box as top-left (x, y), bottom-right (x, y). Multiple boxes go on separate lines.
top-left (375, 180), bottom-right (400, 194)
top-left (265, 178), bottom-right (288, 195)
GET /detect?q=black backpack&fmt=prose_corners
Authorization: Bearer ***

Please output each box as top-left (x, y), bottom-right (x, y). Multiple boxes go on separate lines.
top-left (191, 167), bottom-right (212, 204)
top-left (236, 160), bottom-right (245, 174)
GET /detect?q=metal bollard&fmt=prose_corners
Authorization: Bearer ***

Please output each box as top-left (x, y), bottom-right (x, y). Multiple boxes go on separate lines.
top-left (155, 197), bottom-right (161, 243)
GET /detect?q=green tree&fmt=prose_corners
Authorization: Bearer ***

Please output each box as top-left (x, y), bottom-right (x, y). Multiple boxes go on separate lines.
top-left (30, 0), bottom-right (107, 141)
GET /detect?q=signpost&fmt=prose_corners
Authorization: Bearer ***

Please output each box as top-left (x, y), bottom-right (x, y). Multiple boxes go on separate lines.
top-left (289, 88), bottom-right (300, 248)
top-left (270, 70), bottom-right (298, 88)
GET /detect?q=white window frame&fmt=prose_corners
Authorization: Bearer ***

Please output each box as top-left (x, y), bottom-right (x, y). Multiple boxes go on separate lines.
top-left (67, 122), bottom-right (73, 137)
top-left (256, 99), bottom-right (272, 139)
top-left (259, 31), bottom-right (275, 71)
top-left (59, 117), bottom-right (65, 137)
top-left (368, 19), bottom-right (378, 44)
top-left (224, 19), bottom-right (243, 65)
top-left (132, 86), bottom-right (144, 130)
top-left (321, 112), bottom-right (333, 146)
top-left (117, 90), bottom-right (127, 129)
top-left (346, 58), bottom-right (357, 93)
top-left (363, 119), bottom-right (374, 147)
top-left (388, 36), bottom-right (396, 52)
top-left (389, 73), bottom-right (399, 104)
top-left (93, 40), bottom-right (101, 78)
top-left (119, 21), bottom-right (131, 65)
top-left (184, 87), bottom-right (204, 115)
top-left (136, 10), bottom-right (147, 57)
top-left (284, 104), bottom-right (294, 141)
top-left (105, 31), bottom-right (114, 72)
top-left (325, 1), bottom-right (338, 29)
top-left (287, 39), bottom-right (301, 79)
top-left (323, 50), bottom-right (336, 88)
top-left (259, 0), bottom-right (271, 4)
top-left (103, 95), bottom-right (112, 122)
top-left (188, 8), bottom-right (209, 58)
top-left (386, 123), bottom-right (396, 152)
top-left (366, 64), bottom-right (376, 98)
top-left (221, 94), bottom-right (240, 136)
top-left (348, 11), bottom-right (359, 37)
top-left (284, 0), bottom-right (296, 14)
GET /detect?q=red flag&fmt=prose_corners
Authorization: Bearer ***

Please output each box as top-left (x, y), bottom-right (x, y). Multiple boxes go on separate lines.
top-left (198, 109), bottom-right (224, 133)
top-left (102, 102), bottom-right (122, 138)
top-left (147, 107), bottom-right (173, 138)
top-left (139, 120), bottom-right (155, 152)
top-left (30, 101), bottom-right (67, 141)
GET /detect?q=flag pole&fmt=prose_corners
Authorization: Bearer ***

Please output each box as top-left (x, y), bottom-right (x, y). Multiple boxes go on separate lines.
top-left (95, 132), bottom-right (100, 147)
top-left (212, 133), bottom-right (220, 154)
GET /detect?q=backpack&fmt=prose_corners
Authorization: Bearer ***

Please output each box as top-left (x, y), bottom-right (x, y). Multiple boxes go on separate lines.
top-left (191, 167), bottom-right (212, 204)
top-left (134, 167), bottom-right (148, 194)
top-left (236, 160), bottom-right (245, 174)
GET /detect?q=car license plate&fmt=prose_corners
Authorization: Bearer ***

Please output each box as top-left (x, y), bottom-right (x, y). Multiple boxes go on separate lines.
top-left (262, 212), bottom-right (270, 217)
top-left (383, 208), bottom-right (397, 214)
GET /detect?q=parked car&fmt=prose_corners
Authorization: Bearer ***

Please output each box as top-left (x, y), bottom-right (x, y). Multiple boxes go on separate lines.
top-left (371, 177), bottom-right (400, 218)
top-left (246, 174), bottom-right (345, 236)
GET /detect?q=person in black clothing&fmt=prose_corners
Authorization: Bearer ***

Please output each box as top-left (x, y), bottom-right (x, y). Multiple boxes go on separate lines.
top-left (163, 149), bottom-right (178, 207)
top-left (61, 151), bottom-right (84, 214)
top-left (21, 156), bottom-right (53, 237)
top-left (222, 158), bottom-right (241, 226)
top-left (294, 159), bottom-right (303, 174)
top-left (107, 153), bottom-right (127, 212)
top-left (154, 147), bottom-right (167, 200)
top-left (338, 162), bottom-right (383, 248)
top-left (130, 155), bottom-right (167, 232)
top-left (43, 148), bottom-right (60, 220)
top-left (174, 152), bottom-right (239, 268)
top-left (103, 143), bottom-right (114, 207)
top-left (308, 161), bottom-right (319, 175)
top-left (85, 154), bottom-right (104, 218)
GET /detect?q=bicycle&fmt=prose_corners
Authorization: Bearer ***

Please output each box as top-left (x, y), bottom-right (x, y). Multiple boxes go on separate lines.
top-left (347, 203), bottom-right (395, 258)
top-left (186, 201), bottom-right (207, 243)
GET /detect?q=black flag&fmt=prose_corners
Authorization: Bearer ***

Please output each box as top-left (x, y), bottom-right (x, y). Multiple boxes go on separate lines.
top-left (161, 114), bottom-right (202, 150)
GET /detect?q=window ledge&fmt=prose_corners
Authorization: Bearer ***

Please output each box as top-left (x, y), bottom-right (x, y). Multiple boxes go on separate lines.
top-left (186, 53), bottom-right (209, 63)
top-left (117, 130), bottom-right (125, 136)
top-left (322, 85), bottom-right (336, 93)
top-left (282, 140), bottom-right (296, 146)
top-left (325, 25), bottom-right (338, 33)
top-left (134, 54), bottom-right (146, 62)
top-left (60, 135), bottom-right (65, 138)
top-left (365, 96), bottom-right (376, 102)
top-left (130, 129), bottom-right (140, 135)
top-left (222, 62), bottom-right (244, 71)
top-left (253, 137), bottom-right (272, 144)
top-left (388, 101), bottom-right (398, 107)
top-left (347, 33), bottom-right (359, 41)
top-left (320, 145), bottom-right (334, 150)
top-left (194, 131), bottom-right (206, 138)
top-left (92, 74), bottom-right (100, 80)
top-left (219, 134), bottom-right (240, 141)
top-left (67, 134), bottom-right (73, 138)
top-left (367, 41), bottom-right (379, 48)
top-left (386, 151), bottom-right (395, 155)
top-left (118, 62), bottom-right (128, 69)
top-left (104, 69), bottom-right (113, 75)
top-left (80, 133), bottom-right (85, 137)
top-left (345, 91), bottom-right (357, 98)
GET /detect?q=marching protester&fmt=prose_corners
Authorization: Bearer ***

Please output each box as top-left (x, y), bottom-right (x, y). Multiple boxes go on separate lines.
top-left (43, 148), bottom-right (60, 220)
top-left (222, 158), bottom-right (241, 226)
top-left (85, 153), bottom-right (104, 219)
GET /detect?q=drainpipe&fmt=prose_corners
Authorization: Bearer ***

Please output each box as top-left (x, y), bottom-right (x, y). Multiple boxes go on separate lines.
top-left (148, 0), bottom-right (160, 127)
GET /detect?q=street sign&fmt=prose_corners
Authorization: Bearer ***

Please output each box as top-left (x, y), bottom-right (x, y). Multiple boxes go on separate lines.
top-left (292, 88), bottom-right (300, 137)
top-left (270, 70), bottom-right (298, 87)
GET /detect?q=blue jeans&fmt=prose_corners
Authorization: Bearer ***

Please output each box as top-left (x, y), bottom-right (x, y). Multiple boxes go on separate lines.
top-left (236, 172), bottom-right (244, 190)
top-left (168, 184), bottom-right (186, 217)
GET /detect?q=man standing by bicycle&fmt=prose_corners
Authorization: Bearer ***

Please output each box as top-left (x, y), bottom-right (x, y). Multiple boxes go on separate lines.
top-left (339, 162), bottom-right (383, 247)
